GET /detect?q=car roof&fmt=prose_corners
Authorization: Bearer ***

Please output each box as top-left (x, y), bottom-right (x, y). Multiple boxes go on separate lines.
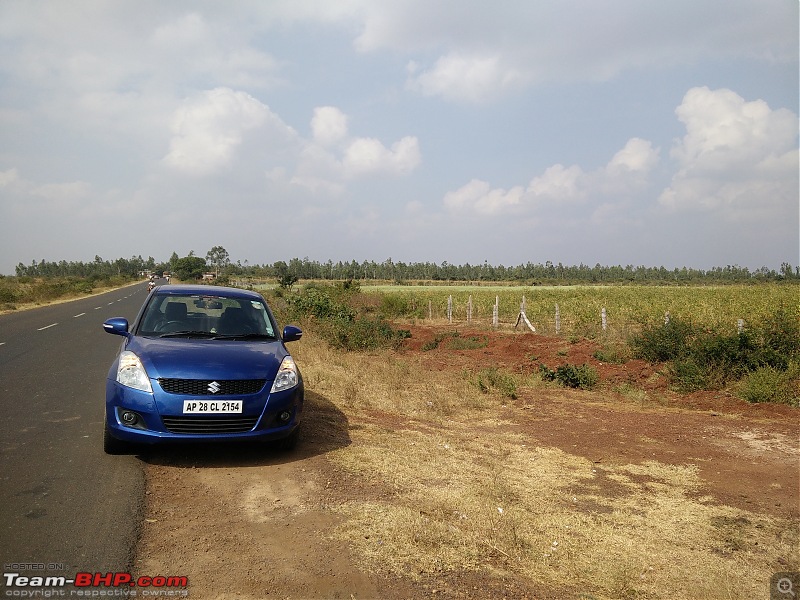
top-left (153, 284), bottom-right (264, 301)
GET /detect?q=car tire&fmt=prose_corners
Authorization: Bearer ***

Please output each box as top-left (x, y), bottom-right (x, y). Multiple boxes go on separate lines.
top-left (274, 424), bottom-right (301, 452)
top-left (103, 421), bottom-right (128, 455)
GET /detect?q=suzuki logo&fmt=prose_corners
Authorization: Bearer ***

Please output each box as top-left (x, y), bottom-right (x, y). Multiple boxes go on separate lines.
top-left (208, 381), bottom-right (221, 394)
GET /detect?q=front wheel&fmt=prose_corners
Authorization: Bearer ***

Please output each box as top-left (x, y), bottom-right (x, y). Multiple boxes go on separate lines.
top-left (273, 424), bottom-right (301, 452)
top-left (103, 421), bottom-right (129, 455)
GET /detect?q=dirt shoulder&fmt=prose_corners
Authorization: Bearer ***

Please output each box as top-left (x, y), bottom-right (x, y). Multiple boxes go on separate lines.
top-left (134, 325), bottom-right (799, 599)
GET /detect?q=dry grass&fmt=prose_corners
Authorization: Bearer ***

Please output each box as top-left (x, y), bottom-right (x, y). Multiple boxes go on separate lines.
top-left (292, 330), bottom-right (799, 600)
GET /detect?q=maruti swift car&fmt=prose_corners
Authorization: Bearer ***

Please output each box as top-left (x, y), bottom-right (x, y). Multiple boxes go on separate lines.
top-left (102, 284), bottom-right (303, 454)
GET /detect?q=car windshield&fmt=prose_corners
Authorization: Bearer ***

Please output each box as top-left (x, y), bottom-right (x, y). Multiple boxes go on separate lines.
top-left (137, 293), bottom-right (276, 339)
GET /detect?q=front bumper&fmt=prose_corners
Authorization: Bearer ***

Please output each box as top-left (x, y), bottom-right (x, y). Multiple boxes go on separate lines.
top-left (104, 378), bottom-right (304, 445)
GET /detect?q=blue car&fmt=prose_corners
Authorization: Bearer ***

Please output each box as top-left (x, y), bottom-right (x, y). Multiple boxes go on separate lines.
top-left (102, 284), bottom-right (303, 454)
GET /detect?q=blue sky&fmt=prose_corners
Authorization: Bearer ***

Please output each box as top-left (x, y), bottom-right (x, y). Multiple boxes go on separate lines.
top-left (0, 0), bottom-right (797, 275)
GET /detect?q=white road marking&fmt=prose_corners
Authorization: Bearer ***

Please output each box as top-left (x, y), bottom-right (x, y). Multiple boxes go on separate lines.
top-left (74, 313), bottom-right (86, 318)
top-left (38, 323), bottom-right (58, 330)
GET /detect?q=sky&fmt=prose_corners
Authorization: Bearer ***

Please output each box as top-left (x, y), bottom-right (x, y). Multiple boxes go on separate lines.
top-left (0, 0), bottom-right (798, 276)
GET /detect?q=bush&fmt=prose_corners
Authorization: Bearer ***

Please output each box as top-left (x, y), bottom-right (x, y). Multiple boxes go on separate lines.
top-left (471, 367), bottom-right (518, 399)
top-left (760, 308), bottom-right (800, 365)
top-left (738, 362), bottom-right (799, 407)
top-left (379, 293), bottom-right (415, 319)
top-left (539, 363), bottom-right (599, 390)
top-left (630, 312), bottom-right (800, 395)
top-left (285, 285), bottom-right (409, 351)
top-left (320, 316), bottom-right (410, 351)
top-left (630, 318), bottom-right (698, 362)
top-left (286, 285), bottom-right (354, 321)
top-left (422, 331), bottom-right (488, 351)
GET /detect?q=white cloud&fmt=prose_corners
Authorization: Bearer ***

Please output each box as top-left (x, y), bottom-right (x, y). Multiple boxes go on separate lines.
top-left (311, 106), bottom-right (349, 147)
top-left (444, 137), bottom-right (660, 217)
top-left (150, 12), bottom-right (207, 47)
top-left (406, 53), bottom-right (527, 103)
top-left (527, 165), bottom-right (585, 204)
top-left (608, 138), bottom-right (660, 174)
top-left (0, 168), bottom-right (20, 187)
top-left (659, 87), bottom-right (798, 220)
top-left (343, 136), bottom-right (421, 177)
top-left (33, 181), bottom-right (92, 202)
top-left (163, 88), bottom-right (276, 175)
top-left (442, 179), bottom-right (525, 215)
top-left (443, 179), bottom-right (490, 211)
top-left (297, 107), bottom-right (421, 188)
top-left (350, 0), bottom-right (798, 103)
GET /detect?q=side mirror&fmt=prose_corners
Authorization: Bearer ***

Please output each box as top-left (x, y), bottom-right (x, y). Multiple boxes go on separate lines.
top-left (103, 317), bottom-right (130, 337)
top-left (282, 325), bottom-right (303, 343)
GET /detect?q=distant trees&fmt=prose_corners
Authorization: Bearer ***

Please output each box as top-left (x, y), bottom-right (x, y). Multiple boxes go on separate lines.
top-left (206, 246), bottom-right (230, 277)
top-left (15, 255), bottom-right (156, 279)
top-left (226, 258), bottom-right (797, 285)
top-left (13, 248), bottom-right (799, 285)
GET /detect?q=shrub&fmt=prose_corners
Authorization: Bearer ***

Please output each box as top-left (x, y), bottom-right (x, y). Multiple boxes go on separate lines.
top-left (0, 283), bottom-right (18, 304)
top-left (320, 316), bottom-right (410, 351)
top-left (286, 285), bottom-right (354, 321)
top-left (592, 344), bottom-right (629, 364)
top-left (631, 311), bottom-right (800, 395)
top-left (539, 363), bottom-right (599, 390)
top-left (422, 331), bottom-right (488, 351)
top-left (471, 367), bottom-right (518, 399)
top-left (379, 293), bottom-right (415, 319)
top-left (759, 308), bottom-right (800, 365)
top-left (447, 334), bottom-right (489, 351)
top-left (285, 285), bottom-right (410, 352)
top-left (629, 318), bottom-right (698, 362)
top-left (738, 362), bottom-right (799, 407)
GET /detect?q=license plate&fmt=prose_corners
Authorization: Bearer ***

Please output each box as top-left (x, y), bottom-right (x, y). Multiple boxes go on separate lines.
top-left (183, 400), bottom-right (243, 414)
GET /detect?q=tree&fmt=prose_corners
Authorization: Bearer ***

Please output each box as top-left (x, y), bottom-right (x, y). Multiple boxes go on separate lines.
top-left (174, 256), bottom-right (206, 281)
top-left (206, 246), bottom-right (230, 277)
top-left (274, 261), bottom-right (298, 290)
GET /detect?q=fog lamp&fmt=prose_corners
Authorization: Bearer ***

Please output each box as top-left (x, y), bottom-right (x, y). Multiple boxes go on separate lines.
top-left (121, 411), bottom-right (138, 426)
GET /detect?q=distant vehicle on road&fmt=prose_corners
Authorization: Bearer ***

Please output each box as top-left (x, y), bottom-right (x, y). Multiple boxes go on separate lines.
top-left (102, 285), bottom-right (304, 454)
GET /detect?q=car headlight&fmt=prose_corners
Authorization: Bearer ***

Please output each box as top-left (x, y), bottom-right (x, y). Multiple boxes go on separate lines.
top-left (116, 351), bottom-right (153, 393)
top-left (270, 356), bottom-right (298, 393)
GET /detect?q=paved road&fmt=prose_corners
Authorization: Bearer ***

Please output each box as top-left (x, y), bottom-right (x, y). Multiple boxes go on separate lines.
top-left (0, 282), bottom-right (150, 576)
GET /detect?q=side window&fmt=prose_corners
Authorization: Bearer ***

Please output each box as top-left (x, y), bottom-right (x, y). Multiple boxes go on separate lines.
top-left (251, 302), bottom-right (274, 336)
top-left (140, 297), bottom-right (167, 332)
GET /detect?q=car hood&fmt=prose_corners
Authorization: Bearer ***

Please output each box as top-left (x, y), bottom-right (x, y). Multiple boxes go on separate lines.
top-left (126, 336), bottom-right (288, 381)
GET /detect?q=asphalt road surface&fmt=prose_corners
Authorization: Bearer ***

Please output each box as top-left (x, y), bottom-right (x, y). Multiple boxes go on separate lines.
top-left (0, 282), bottom-right (150, 578)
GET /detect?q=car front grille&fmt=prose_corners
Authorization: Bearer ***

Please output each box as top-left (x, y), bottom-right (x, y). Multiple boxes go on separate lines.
top-left (161, 416), bottom-right (260, 434)
top-left (158, 378), bottom-right (266, 396)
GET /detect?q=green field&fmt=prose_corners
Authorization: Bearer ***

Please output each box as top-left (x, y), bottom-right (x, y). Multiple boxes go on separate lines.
top-left (355, 283), bottom-right (799, 338)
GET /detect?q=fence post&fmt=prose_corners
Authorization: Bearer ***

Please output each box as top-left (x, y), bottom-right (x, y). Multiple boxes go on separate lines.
top-left (514, 295), bottom-right (536, 333)
top-left (448, 295), bottom-right (453, 324)
top-left (737, 319), bottom-right (744, 334)
top-left (601, 307), bottom-right (607, 332)
top-left (492, 296), bottom-right (499, 328)
top-left (664, 311), bottom-right (670, 325)
top-left (555, 303), bottom-right (560, 334)
top-left (468, 295), bottom-right (473, 323)
top-left (428, 300), bottom-right (432, 320)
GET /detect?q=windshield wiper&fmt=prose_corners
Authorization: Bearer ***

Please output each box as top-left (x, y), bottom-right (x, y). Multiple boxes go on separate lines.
top-left (211, 333), bottom-right (276, 340)
top-left (158, 330), bottom-right (218, 338)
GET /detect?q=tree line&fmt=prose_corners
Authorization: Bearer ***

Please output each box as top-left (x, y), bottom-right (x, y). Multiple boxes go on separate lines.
top-left (13, 249), bottom-right (799, 284)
